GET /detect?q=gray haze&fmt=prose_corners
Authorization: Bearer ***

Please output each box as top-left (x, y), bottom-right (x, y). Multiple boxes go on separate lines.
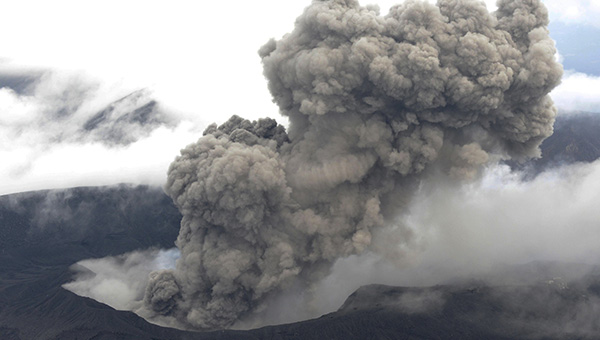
top-left (0, 66), bottom-right (201, 195)
top-left (142, 0), bottom-right (562, 330)
top-left (63, 248), bottom-right (179, 311)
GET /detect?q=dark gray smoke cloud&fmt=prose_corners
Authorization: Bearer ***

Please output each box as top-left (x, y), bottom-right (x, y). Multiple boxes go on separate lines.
top-left (143, 0), bottom-right (562, 329)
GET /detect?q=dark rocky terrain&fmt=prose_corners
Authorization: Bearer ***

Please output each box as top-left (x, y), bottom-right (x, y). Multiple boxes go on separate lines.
top-left (512, 112), bottom-right (600, 175)
top-left (1, 112), bottom-right (600, 340)
top-left (0, 185), bottom-right (189, 339)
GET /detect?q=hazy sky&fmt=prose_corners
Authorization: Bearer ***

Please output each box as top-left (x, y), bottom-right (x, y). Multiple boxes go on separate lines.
top-left (1, 0), bottom-right (599, 195)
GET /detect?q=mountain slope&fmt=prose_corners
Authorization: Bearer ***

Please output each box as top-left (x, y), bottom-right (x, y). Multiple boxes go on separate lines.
top-left (0, 185), bottom-right (190, 339)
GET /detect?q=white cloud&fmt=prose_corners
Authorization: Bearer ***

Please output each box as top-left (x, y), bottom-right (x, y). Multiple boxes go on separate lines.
top-left (0, 124), bottom-right (200, 195)
top-left (544, 0), bottom-right (600, 27)
top-left (63, 248), bottom-right (179, 311)
top-left (551, 71), bottom-right (600, 113)
top-left (307, 160), bottom-right (600, 316)
top-left (405, 162), bottom-right (600, 268)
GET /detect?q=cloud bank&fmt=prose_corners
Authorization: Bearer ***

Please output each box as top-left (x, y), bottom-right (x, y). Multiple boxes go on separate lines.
top-left (0, 67), bottom-right (204, 195)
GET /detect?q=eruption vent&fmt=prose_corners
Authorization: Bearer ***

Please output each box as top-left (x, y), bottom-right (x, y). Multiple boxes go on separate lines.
top-left (143, 0), bottom-right (562, 329)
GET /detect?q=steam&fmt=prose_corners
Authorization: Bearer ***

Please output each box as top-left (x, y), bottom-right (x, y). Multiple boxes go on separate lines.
top-left (551, 71), bottom-right (600, 113)
top-left (143, 0), bottom-right (562, 330)
top-left (63, 248), bottom-right (179, 311)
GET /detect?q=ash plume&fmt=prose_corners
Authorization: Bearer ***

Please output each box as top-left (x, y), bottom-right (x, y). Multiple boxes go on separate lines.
top-left (143, 0), bottom-right (562, 330)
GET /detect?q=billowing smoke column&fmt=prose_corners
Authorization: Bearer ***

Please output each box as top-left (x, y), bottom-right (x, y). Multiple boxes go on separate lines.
top-left (143, 0), bottom-right (562, 329)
